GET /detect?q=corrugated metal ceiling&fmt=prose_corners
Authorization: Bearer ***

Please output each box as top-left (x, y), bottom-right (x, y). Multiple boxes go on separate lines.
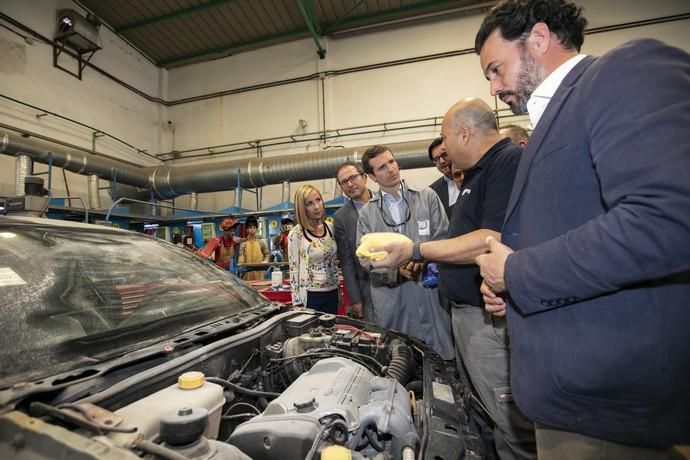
top-left (75, 0), bottom-right (493, 68)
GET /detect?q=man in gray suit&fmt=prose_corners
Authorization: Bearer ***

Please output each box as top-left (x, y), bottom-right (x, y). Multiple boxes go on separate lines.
top-left (333, 161), bottom-right (373, 321)
top-left (357, 146), bottom-right (454, 360)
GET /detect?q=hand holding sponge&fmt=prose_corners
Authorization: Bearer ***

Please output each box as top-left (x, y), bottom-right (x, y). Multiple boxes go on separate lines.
top-left (356, 232), bottom-right (412, 261)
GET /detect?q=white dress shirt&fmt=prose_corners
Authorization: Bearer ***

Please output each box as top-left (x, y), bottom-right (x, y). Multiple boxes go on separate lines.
top-left (381, 185), bottom-right (405, 232)
top-left (527, 54), bottom-right (587, 128)
top-left (444, 175), bottom-right (460, 207)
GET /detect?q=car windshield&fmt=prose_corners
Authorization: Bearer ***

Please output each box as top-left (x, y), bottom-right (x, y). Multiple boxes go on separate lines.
top-left (0, 219), bottom-right (270, 387)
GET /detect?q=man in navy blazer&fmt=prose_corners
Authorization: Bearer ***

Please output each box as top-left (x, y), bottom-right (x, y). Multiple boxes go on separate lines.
top-left (474, 0), bottom-right (690, 458)
top-left (428, 137), bottom-right (459, 218)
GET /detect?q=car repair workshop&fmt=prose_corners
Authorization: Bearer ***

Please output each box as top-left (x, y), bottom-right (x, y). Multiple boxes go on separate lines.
top-left (1, 1), bottom-right (689, 459)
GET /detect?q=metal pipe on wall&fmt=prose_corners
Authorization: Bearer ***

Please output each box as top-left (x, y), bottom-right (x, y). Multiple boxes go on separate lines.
top-left (148, 139), bottom-right (434, 199)
top-left (281, 181), bottom-right (290, 202)
top-left (1, 133), bottom-right (149, 187)
top-left (234, 188), bottom-right (242, 209)
top-left (1, 133), bottom-right (435, 201)
top-left (14, 154), bottom-right (31, 196)
top-left (87, 174), bottom-right (101, 209)
top-left (189, 192), bottom-right (198, 210)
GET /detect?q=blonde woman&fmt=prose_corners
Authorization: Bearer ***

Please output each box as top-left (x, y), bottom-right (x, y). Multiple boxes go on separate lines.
top-left (288, 185), bottom-right (338, 313)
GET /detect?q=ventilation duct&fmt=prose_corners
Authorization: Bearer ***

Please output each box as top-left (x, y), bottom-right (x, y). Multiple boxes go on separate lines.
top-left (14, 154), bottom-right (31, 196)
top-left (281, 181), bottom-right (290, 202)
top-left (1, 133), bottom-right (435, 200)
top-left (87, 174), bottom-right (100, 209)
top-left (1, 133), bottom-right (148, 187)
top-left (148, 139), bottom-right (434, 199)
top-left (234, 187), bottom-right (242, 209)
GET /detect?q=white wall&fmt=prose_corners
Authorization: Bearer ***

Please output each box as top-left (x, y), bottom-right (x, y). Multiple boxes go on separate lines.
top-left (1, 0), bottom-right (688, 213)
top-left (166, 0), bottom-right (690, 211)
top-left (0, 0), bottom-right (164, 204)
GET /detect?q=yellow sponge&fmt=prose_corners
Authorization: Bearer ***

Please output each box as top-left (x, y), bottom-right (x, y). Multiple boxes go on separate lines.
top-left (356, 232), bottom-right (411, 261)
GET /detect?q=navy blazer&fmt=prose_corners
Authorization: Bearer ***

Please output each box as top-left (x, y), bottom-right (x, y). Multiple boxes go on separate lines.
top-left (502, 39), bottom-right (690, 446)
top-left (429, 175), bottom-right (453, 217)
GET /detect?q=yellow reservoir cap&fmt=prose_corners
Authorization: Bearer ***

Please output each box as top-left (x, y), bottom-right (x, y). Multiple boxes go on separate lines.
top-left (178, 371), bottom-right (206, 389)
top-left (320, 445), bottom-right (352, 460)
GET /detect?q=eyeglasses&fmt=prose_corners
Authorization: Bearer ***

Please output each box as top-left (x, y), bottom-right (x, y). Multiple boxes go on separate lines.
top-left (432, 152), bottom-right (449, 164)
top-left (338, 173), bottom-right (363, 187)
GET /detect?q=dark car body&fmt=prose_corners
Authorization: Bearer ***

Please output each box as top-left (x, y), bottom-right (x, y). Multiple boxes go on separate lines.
top-left (0, 216), bottom-right (482, 460)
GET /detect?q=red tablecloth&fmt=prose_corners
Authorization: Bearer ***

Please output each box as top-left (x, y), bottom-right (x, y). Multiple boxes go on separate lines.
top-left (260, 286), bottom-right (292, 304)
top-left (253, 279), bottom-right (349, 316)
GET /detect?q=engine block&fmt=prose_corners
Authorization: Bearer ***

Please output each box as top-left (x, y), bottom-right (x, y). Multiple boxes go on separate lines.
top-left (228, 357), bottom-right (415, 459)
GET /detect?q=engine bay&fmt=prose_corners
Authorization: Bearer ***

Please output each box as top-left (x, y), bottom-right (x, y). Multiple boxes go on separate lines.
top-left (0, 309), bottom-right (483, 459)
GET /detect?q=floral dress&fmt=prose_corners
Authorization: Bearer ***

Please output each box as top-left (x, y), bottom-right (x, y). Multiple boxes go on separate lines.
top-left (287, 222), bottom-right (338, 306)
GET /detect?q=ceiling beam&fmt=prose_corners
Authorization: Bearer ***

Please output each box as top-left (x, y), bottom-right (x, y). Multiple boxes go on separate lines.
top-left (322, 0), bottom-right (367, 36)
top-left (116, 0), bottom-right (241, 34)
top-left (323, 0), bottom-right (488, 34)
top-left (294, 0), bottom-right (326, 59)
top-left (159, 27), bottom-right (310, 67)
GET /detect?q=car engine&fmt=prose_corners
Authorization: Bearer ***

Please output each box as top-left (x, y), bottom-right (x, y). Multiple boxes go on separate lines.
top-left (230, 356), bottom-right (417, 460)
top-left (0, 309), bottom-right (483, 460)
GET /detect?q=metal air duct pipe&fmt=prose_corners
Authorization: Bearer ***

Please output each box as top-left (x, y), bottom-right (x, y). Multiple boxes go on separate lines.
top-left (234, 186), bottom-right (242, 209)
top-left (88, 174), bottom-right (101, 209)
top-left (2, 133), bottom-right (435, 200)
top-left (281, 181), bottom-right (290, 202)
top-left (189, 192), bottom-right (198, 210)
top-left (148, 139), bottom-right (434, 199)
top-left (1, 133), bottom-right (149, 188)
top-left (14, 154), bottom-right (31, 196)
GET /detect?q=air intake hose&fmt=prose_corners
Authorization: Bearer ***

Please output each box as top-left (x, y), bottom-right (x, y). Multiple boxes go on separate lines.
top-left (386, 340), bottom-right (413, 384)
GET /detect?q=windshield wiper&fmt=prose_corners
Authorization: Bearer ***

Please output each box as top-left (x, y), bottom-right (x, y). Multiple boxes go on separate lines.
top-left (65, 309), bottom-right (210, 351)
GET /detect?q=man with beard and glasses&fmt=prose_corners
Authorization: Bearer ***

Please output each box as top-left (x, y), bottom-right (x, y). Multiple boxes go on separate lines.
top-left (357, 145), bottom-right (454, 361)
top-left (470, 1), bottom-right (690, 459)
top-left (428, 137), bottom-right (460, 218)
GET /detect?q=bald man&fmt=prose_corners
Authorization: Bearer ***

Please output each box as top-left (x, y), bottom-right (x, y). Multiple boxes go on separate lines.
top-left (368, 98), bottom-right (535, 459)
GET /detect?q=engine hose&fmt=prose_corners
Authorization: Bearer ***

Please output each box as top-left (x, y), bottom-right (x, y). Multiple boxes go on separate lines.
top-left (365, 426), bottom-right (385, 452)
top-left (405, 380), bottom-right (423, 393)
top-left (132, 439), bottom-right (190, 460)
top-left (329, 419), bottom-right (349, 444)
top-left (386, 341), bottom-right (413, 384)
top-left (206, 377), bottom-right (280, 398)
top-left (304, 422), bottom-right (331, 460)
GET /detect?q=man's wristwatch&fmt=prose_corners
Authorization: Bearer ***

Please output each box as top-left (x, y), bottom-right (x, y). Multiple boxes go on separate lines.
top-left (411, 241), bottom-right (424, 262)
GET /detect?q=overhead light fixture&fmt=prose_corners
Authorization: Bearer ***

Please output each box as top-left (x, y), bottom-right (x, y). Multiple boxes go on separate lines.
top-left (58, 16), bottom-right (73, 34)
top-left (54, 9), bottom-right (101, 53)
top-left (53, 9), bottom-right (102, 79)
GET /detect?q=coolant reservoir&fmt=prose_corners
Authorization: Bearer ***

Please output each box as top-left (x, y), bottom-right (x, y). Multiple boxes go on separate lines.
top-left (112, 371), bottom-right (225, 441)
